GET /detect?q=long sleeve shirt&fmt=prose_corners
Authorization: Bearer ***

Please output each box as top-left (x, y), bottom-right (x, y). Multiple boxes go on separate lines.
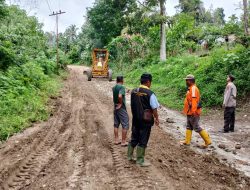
top-left (223, 82), bottom-right (237, 107)
top-left (183, 84), bottom-right (201, 116)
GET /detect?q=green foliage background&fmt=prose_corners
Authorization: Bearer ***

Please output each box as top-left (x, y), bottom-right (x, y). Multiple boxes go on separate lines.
top-left (123, 45), bottom-right (250, 110)
top-left (0, 4), bottom-right (66, 141)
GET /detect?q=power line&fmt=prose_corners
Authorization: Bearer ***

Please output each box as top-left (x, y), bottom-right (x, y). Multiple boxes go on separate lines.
top-left (58, 0), bottom-right (61, 11)
top-left (48, 0), bottom-right (55, 12)
top-left (45, 0), bottom-right (52, 13)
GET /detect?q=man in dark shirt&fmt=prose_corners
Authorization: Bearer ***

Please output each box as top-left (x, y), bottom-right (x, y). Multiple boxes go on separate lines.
top-left (112, 76), bottom-right (129, 146)
top-left (127, 73), bottom-right (160, 167)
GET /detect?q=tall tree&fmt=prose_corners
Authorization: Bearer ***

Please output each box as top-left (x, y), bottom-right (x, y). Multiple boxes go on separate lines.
top-left (159, 0), bottom-right (166, 61)
top-left (223, 14), bottom-right (242, 35)
top-left (177, 0), bottom-right (202, 13)
top-left (213, 8), bottom-right (225, 26)
top-left (0, 0), bottom-right (7, 18)
top-left (65, 25), bottom-right (78, 43)
top-left (87, 0), bottom-right (136, 46)
top-left (0, 5), bottom-right (48, 70)
top-left (145, 0), bottom-right (167, 61)
top-left (125, 4), bottom-right (159, 35)
top-left (202, 10), bottom-right (213, 23)
top-left (176, 0), bottom-right (204, 24)
top-left (59, 25), bottom-right (78, 53)
top-left (243, 0), bottom-right (249, 35)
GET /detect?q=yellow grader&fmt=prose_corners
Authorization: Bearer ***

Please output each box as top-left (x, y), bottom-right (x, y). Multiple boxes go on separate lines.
top-left (85, 49), bottom-right (112, 81)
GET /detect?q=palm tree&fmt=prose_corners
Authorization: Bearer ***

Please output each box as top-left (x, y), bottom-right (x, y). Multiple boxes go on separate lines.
top-left (243, 0), bottom-right (249, 35)
top-left (159, 0), bottom-right (166, 61)
top-left (64, 24), bottom-right (78, 44)
top-left (145, 0), bottom-right (167, 61)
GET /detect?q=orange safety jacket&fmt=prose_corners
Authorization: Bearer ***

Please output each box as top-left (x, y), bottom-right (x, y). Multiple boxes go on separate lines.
top-left (183, 84), bottom-right (202, 116)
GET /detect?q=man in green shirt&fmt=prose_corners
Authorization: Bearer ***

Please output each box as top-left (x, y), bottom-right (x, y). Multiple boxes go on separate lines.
top-left (113, 76), bottom-right (129, 146)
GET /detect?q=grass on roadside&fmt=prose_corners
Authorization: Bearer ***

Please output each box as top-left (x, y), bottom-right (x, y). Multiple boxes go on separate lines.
top-left (0, 64), bottom-right (67, 141)
top-left (112, 46), bottom-right (250, 111)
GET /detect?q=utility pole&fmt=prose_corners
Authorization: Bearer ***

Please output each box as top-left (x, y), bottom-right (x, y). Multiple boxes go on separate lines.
top-left (49, 10), bottom-right (66, 68)
top-left (243, 0), bottom-right (249, 35)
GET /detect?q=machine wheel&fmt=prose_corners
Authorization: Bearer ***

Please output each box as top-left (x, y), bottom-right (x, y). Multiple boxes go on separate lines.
top-left (108, 69), bottom-right (112, 82)
top-left (86, 70), bottom-right (92, 81)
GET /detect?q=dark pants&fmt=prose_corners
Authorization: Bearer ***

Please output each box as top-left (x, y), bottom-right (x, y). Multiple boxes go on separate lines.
top-left (130, 120), bottom-right (152, 148)
top-left (224, 107), bottom-right (235, 132)
top-left (186, 115), bottom-right (203, 133)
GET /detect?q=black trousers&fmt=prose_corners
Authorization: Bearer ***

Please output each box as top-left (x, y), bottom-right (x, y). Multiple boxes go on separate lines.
top-left (130, 120), bottom-right (152, 148)
top-left (224, 107), bottom-right (235, 132)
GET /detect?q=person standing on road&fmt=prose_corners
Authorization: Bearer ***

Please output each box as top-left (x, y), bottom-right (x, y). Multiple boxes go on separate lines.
top-left (127, 73), bottom-right (160, 167)
top-left (97, 57), bottom-right (104, 69)
top-left (222, 74), bottom-right (237, 133)
top-left (180, 74), bottom-right (212, 148)
top-left (113, 76), bottom-right (129, 146)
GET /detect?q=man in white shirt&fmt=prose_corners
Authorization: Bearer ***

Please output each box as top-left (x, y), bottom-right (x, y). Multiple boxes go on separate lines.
top-left (223, 74), bottom-right (237, 133)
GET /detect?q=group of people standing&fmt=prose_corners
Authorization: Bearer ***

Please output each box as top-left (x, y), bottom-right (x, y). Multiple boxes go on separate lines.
top-left (112, 73), bottom-right (237, 167)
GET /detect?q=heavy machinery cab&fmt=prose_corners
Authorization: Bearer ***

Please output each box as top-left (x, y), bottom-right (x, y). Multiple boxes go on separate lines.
top-left (85, 49), bottom-right (112, 81)
top-left (92, 49), bottom-right (109, 77)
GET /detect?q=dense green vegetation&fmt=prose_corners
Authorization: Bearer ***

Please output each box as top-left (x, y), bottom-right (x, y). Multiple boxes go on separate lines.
top-left (0, 3), bottom-right (66, 140)
top-left (125, 46), bottom-right (250, 109)
top-left (64, 0), bottom-right (249, 110)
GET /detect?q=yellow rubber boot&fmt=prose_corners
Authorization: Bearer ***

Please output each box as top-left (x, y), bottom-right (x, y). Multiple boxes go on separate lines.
top-left (180, 129), bottom-right (192, 145)
top-left (199, 130), bottom-right (212, 148)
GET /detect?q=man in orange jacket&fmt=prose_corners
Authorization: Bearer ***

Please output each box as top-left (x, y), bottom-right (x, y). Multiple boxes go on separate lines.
top-left (180, 74), bottom-right (212, 148)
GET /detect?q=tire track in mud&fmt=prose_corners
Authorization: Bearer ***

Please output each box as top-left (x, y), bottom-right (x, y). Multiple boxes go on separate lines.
top-left (29, 71), bottom-right (116, 190)
top-left (26, 72), bottom-right (90, 190)
top-left (83, 90), bottom-right (173, 190)
top-left (0, 87), bottom-right (73, 190)
top-left (2, 119), bottom-right (71, 189)
top-left (64, 97), bottom-right (90, 190)
top-left (77, 95), bottom-right (116, 189)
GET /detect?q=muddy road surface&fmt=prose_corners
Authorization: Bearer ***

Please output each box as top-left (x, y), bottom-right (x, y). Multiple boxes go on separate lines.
top-left (0, 65), bottom-right (249, 190)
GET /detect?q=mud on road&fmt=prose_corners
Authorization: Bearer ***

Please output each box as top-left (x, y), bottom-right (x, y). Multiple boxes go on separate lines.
top-left (0, 65), bottom-right (249, 190)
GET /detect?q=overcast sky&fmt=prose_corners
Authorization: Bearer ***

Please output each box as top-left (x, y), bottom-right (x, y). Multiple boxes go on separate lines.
top-left (7, 0), bottom-right (243, 33)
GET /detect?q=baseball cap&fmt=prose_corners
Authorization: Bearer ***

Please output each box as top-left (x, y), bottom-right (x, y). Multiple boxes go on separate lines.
top-left (184, 74), bottom-right (195, 80)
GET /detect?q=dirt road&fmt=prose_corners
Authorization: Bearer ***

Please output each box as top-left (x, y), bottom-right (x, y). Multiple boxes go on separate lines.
top-left (0, 65), bottom-right (249, 190)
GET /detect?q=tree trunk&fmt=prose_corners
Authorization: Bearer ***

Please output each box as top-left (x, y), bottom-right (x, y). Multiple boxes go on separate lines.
top-left (243, 0), bottom-right (249, 35)
top-left (160, 0), bottom-right (167, 61)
